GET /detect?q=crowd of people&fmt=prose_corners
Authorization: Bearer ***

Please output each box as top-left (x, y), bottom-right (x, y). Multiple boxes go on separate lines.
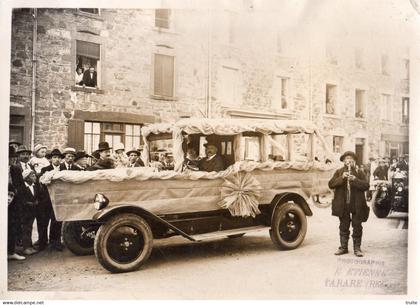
top-left (7, 139), bottom-right (227, 261)
top-left (355, 154), bottom-right (409, 183)
top-left (7, 140), bottom-right (146, 261)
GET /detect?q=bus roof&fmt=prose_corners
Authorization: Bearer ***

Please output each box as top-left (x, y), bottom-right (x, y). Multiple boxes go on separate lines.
top-left (142, 118), bottom-right (319, 137)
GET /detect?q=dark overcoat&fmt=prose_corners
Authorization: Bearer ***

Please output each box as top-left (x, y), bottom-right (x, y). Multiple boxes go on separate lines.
top-left (328, 166), bottom-right (370, 222)
top-left (199, 155), bottom-right (224, 172)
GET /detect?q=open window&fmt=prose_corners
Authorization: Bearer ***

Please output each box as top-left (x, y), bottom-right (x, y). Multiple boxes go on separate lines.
top-left (183, 134), bottom-right (235, 171)
top-left (266, 132), bottom-right (319, 163)
top-left (147, 133), bottom-right (174, 170)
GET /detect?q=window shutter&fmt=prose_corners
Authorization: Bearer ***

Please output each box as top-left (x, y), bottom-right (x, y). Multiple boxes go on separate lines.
top-left (154, 54), bottom-right (174, 97)
top-left (155, 9), bottom-right (170, 28)
top-left (68, 119), bottom-right (85, 150)
top-left (76, 41), bottom-right (100, 59)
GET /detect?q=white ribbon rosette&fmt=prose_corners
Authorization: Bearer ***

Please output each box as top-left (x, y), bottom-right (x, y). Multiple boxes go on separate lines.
top-left (219, 172), bottom-right (262, 218)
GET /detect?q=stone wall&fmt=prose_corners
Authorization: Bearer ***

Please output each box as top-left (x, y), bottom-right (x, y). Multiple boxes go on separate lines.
top-left (10, 8), bottom-right (409, 160)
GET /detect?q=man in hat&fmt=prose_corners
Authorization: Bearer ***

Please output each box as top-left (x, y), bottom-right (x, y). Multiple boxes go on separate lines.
top-left (127, 148), bottom-right (145, 167)
top-left (113, 143), bottom-right (129, 168)
top-left (10, 145), bottom-right (34, 247)
top-left (199, 142), bottom-right (224, 172)
top-left (8, 146), bottom-right (25, 260)
top-left (373, 159), bottom-right (388, 181)
top-left (60, 147), bottom-right (81, 171)
top-left (38, 148), bottom-right (64, 251)
top-left (328, 151), bottom-right (370, 257)
top-left (87, 142), bottom-right (115, 171)
top-left (397, 154), bottom-right (409, 172)
top-left (20, 169), bottom-right (40, 255)
top-left (74, 151), bottom-right (91, 170)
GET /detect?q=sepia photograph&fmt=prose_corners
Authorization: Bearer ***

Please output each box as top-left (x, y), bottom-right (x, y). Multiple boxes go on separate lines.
top-left (1, 0), bottom-right (419, 302)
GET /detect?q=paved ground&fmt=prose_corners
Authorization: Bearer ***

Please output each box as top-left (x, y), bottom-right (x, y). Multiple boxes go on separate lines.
top-left (6, 203), bottom-right (408, 299)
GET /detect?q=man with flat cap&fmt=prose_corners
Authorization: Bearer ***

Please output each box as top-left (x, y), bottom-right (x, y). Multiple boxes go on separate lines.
top-left (328, 151), bottom-right (370, 257)
top-left (199, 142), bottom-right (224, 172)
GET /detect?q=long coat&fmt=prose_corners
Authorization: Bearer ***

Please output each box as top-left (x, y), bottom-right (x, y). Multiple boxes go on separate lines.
top-left (328, 166), bottom-right (370, 222)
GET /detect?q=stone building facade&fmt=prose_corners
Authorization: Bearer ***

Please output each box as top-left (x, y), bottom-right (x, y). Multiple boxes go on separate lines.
top-left (9, 6), bottom-right (410, 162)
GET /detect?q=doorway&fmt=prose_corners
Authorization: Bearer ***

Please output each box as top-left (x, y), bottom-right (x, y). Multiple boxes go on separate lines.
top-left (355, 138), bottom-right (365, 165)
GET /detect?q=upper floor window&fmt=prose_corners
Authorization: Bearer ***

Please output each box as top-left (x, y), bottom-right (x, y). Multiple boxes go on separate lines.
top-left (381, 54), bottom-right (389, 75)
top-left (380, 94), bottom-right (393, 121)
top-left (155, 9), bottom-right (171, 29)
top-left (153, 53), bottom-right (175, 98)
top-left (76, 40), bottom-right (100, 88)
top-left (355, 89), bottom-right (366, 119)
top-left (220, 65), bottom-right (241, 107)
top-left (355, 48), bottom-right (364, 69)
top-left (326, 45), bottom-right (338, 65)
top-left (325, 84), bottom-right (337, 115)
top-left (402, 59), bottom-right (409, 80)
top-left (273, 76), bottom-right (290, 110)
top-left (78, 8), bottom-right (100, 15)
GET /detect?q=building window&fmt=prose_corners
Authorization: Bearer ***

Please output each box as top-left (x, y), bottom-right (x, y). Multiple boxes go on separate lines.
top-left (9, 115), bottom-right (25, 145)
top-left (402, 97), bottom-right (409, 124)
top-left (381, 94), bottom-right (392, 121)
top-left (155, 9), bottom-right (170, 29)
top-left (402, 59), bottom-right (409, 80)
top-left (325, 84), bottom-right (337, 115)
top-left (220, 66), bottom-right (240, 106)
top-left (355, 89), bottom-right (366, 118)
top-left (153, 53), bottom-right (175, 98)
top-left (228, 12), bottom-right (237, 44)
top-left (76, 40), bottom-right (100, 88)
top-left (326, 45), bottom-right (338, 65)
top-left (276, 32), bottom-right (282, 53)
top-left (333, 136), bottom-right (343, 153)
top-left (381, 54), bottom-right (389, 75)
top-left (84, 122), bottom-right (142, 154)
top-left (273, 76), bottom-right (289, 110)
top-left (78, 8), bottom-right (100, 15)
top-left (355, 48), bottom-right (364, 69)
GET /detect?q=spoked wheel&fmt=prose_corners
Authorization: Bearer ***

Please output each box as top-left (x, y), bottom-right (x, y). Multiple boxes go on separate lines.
top-left (94, 213), bottom-right (153, 273)
top-left (270, 202), bottom-right (307, 250)
top-left (62, 221), bottom-right (100, 256)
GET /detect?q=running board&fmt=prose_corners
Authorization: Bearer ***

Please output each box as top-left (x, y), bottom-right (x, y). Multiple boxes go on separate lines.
top-left (190, 225), bottom-right (268, 242)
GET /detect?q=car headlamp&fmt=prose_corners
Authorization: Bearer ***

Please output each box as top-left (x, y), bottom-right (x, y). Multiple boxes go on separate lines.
top-left (397, 186), bottom-right (403, 193)
top-left (94, 193), bottom-right (109, 210)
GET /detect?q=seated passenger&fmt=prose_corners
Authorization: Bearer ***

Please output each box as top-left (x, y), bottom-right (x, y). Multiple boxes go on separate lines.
top-left (183, 147), bottom-right (201, 171)
top-left (199, 143), bottom-right (224, 172)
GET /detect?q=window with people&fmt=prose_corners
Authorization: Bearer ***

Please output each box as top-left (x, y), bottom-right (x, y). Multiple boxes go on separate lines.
top-left (75, 40), bottom-right (100, 88)
top-left (182, 134), bottom-right (234, 172)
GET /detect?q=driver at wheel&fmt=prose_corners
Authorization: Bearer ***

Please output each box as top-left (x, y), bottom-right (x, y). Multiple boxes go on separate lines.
top-left (328, 151), bottom-right (370, 257)
top-left (199, 143), bottom-right (224, 172)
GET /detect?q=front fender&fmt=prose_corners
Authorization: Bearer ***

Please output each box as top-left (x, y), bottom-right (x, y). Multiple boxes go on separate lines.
top-left (93, 204), bottom-right (195, 241)
top-left (270, 192), bottom-right (313, 217)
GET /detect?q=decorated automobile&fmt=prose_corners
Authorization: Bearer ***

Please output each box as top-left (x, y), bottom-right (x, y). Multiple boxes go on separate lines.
top-left (41, 119), bottom-right (338, 273)
top-left (371, 170), bottom-right (409, 218)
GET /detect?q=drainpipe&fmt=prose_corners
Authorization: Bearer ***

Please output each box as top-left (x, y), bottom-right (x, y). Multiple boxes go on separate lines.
top-left (206, 8), bottom-right (212, 118)
top-left (30, 8), bottom-right (37, 150)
